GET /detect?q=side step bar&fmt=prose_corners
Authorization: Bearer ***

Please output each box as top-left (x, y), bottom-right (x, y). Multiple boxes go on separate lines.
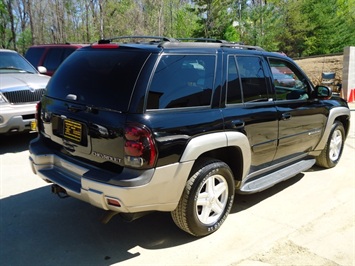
top-left (240, 159), bottom-right (316, 194)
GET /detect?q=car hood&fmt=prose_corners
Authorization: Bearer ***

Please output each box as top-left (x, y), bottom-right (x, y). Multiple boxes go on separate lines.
top-left (0, 73), bottom-right (50, 91)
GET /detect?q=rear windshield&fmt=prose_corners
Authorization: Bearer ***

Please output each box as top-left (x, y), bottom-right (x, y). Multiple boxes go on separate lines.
top-left (45, 49), bottom-right (150, 111)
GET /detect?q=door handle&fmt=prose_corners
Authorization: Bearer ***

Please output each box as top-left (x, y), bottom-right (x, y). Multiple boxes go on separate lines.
top-left (281, 113), bottom-right (291, 120)
top-left (228, 120), bottom-right (245, 129)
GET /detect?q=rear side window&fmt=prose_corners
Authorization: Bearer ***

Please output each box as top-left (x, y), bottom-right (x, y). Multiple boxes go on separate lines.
top-left (25, 47), bottom-right (45, 67)
top-left (46, 49), bottom-right (150, 112)
top-left (147, 54), bottom-right (215, 109)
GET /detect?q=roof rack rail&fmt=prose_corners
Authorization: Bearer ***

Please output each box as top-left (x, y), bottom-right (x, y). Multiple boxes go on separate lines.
top-left (177, 38), bottom-right (227, 43)
top-left (176, 38), bottom-right (263, 50)
top-left (98, 36), bottom-right (177, 44)
top-left (221, 43), bottom-right (264, 51)
top-left (96, 35), bottom-right (264, 51)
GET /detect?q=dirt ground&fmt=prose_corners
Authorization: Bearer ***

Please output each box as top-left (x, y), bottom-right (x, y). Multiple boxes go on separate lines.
top-left (294, 55), bottom-right (343, 86)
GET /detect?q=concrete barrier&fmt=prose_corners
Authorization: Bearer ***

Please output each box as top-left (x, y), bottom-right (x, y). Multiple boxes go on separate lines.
top-left (342, 46), bottom-right (355, 102)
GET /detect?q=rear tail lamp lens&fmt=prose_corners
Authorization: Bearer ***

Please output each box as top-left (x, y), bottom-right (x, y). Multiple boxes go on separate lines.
top-left (124, 125), bottom-right (157, 168)
top-left (32, 101), bottom-right (41, 131)
top-left (35, 102), bottom-right (41, 120)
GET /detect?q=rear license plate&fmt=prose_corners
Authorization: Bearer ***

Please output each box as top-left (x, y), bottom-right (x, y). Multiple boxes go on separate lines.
top-left (63, 119), bottom-right (82, 143)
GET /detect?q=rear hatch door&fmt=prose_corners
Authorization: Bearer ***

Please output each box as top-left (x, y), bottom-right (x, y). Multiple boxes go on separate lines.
top-left (39, 46), bottom-right (152, 166)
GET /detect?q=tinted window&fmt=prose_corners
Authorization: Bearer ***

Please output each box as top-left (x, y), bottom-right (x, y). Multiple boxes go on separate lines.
top-left (43, 48), bottom-right (64, 71)
top-left (63, 47), bottom-right (77, 59)
top-left (147, 55), bottom-right (215, 109)
top-left (46, 49), bottom-right (150, 111)
top-left (269, 58), bottom-right (309, 100)
top-left (25, 47), bottom-right (45, 67)
top-left (226, 56), bottom-right (242, 104)
top-left (237, 56), bottom-right (269, 103)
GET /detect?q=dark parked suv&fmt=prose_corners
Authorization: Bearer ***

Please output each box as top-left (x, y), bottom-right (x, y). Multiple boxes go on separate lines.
top-left (29, 36), bottom-right (350, 236)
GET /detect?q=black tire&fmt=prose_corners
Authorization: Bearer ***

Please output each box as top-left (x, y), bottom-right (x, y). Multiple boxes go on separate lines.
top-left (316, 121), bottom-right (345, 168)
top-left (171, 159), bottom-right (235, 237)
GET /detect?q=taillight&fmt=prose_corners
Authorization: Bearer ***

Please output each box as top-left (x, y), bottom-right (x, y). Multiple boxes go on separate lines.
top-left (32, 101), bottom-right (41, 131)
top-left (124, 124), bottom-right (157, 168)
top-left (35, 102), bottom-right (41, 120)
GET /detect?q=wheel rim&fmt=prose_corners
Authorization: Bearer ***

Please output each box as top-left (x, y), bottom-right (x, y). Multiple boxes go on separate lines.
top-left (195, 174), bottom-right (228, 225)
top-left (329, 128), bottom-right (343, 161)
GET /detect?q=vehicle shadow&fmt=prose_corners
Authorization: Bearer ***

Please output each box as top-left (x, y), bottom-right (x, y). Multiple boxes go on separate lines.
top-left (0, 186), bottom-right (194, 265)
top-left (232, 173), bottom-right (304, 213)
top-left (1, 173), bottom-right (305, 265)
top-left (0, 132), bottom-right (37, 154)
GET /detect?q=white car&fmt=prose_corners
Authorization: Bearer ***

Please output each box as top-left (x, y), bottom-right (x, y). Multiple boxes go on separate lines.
top-left (0, 49), bottom-right (50, 134)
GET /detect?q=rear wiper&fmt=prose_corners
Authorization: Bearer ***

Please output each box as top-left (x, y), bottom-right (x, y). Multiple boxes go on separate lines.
top-left (87, 105), bottom-right (123, 113)
top-left (66, 103), bottom-right (122, 114)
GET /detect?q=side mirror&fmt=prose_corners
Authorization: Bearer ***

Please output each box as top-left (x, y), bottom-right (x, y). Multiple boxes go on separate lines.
top-left (315, 85), bottom-right (332, 99)
top-left (37, 66), bottom-right (47, 74)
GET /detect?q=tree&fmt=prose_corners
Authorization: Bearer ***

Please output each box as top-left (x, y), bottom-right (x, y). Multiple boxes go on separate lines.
top-left (274, 0), bottom-right (310, 57)
top-left (224, 24), bottom-right (239, 42)
top-left (242, 0), bottom-right (281, 50)
top-left (4, 0), bottom-right (16, 50)
top-left (190, 0), bottom-right (234, 39)
top-left (174, 4), bottom-right (200, 38)
top-left (1, 0), bottom-right (353, 56)
top-left (0, 0), bottom-right (9, 48)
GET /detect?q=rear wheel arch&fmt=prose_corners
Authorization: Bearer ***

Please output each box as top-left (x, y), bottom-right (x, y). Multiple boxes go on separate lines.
top-left (180, 131), bottom-right (251, 181)
top-left (197, 147), bottom-right (244, 181)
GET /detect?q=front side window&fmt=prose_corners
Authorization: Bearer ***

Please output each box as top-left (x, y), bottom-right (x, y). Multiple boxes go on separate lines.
top-left (147, 54), bottom-right (215, 109)
top-left (269, 58), bottom-right (309, 100)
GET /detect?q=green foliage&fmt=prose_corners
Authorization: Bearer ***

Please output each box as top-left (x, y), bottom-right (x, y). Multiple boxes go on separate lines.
top-left (275, 0), bottom-right (310, 57)
top-left (274, 0), bottom-right (355, 57)
top-left (190, 0), bottom-right (234, 39)
top-left (224, 24), bottom-right (239, 42)
top-left (0, 0), bottom-right (11, 48)
top-left (174, 5), bottom-right (200, 38)
top-left (242, 2), bottom-right (281, 51)
top-left (2, 0), bottom-right (354, 55)
top-left (17, 28), bottom-right (32, 55)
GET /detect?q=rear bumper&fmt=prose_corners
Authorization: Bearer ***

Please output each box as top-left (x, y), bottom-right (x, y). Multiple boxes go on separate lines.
top-left (29, 137), bottom-right (193, 213)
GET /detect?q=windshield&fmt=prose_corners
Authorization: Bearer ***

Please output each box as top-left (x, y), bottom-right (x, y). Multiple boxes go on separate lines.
top-left (0, 51), bottom-right (37, 73)
top-left (46, 49), bottom-right (150, 112)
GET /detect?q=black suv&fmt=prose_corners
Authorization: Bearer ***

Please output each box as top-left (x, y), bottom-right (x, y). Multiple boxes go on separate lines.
top-left (29, 36), bottom-right (350, 237)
